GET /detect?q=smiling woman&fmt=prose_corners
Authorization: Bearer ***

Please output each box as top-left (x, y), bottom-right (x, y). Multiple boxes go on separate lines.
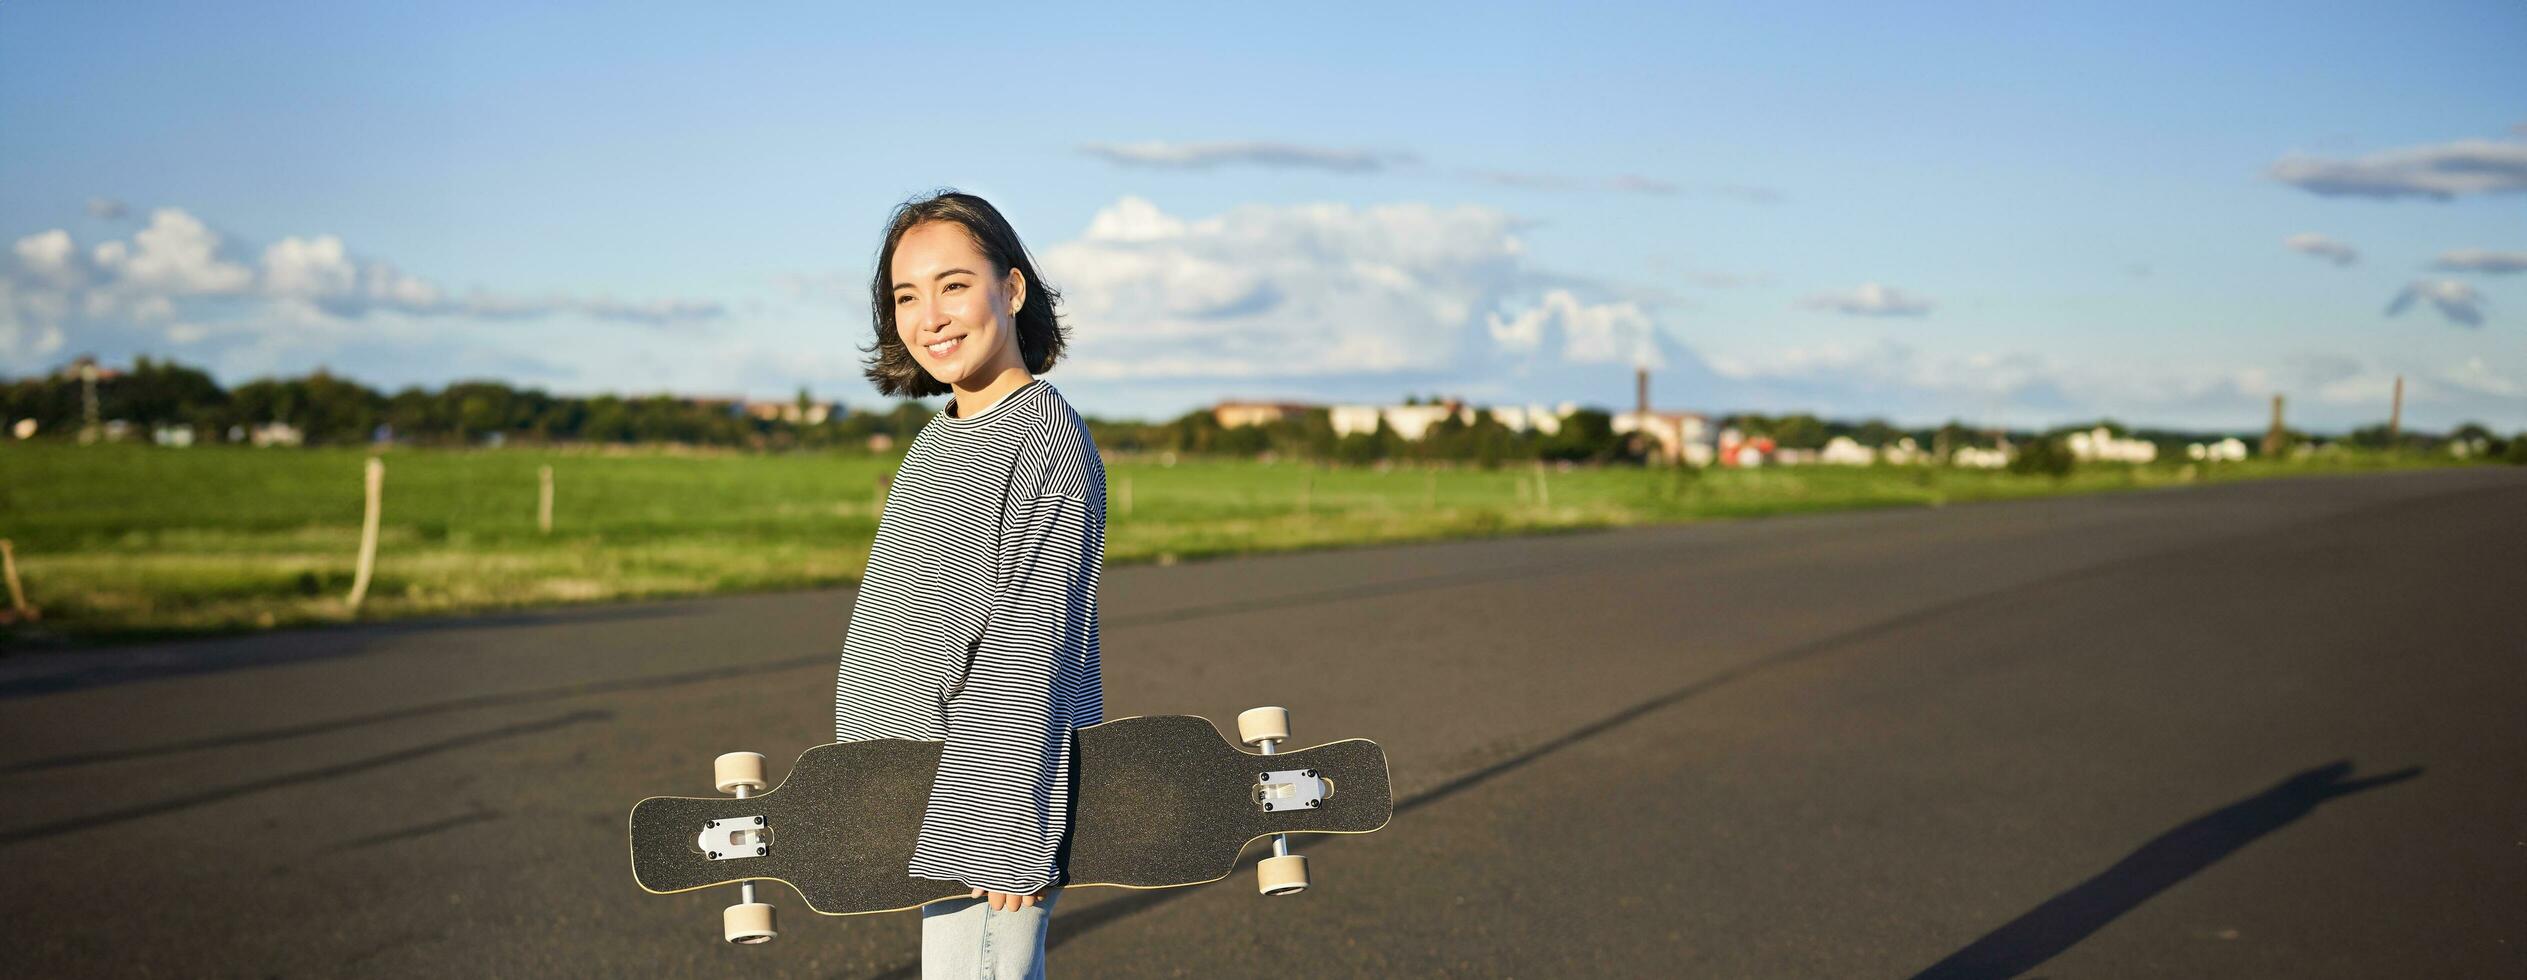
top-left (835, 190), bottom-right (1106, 979)
top-left (863, 192), bottom-right (1071, 415)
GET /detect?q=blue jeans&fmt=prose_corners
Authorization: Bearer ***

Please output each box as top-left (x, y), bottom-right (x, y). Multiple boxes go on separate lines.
top-left (921, 889), bottom-right (1059, 979)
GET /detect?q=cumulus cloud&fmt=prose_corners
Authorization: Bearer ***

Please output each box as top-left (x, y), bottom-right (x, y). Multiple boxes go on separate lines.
top-left (91, 209), bottom-right (254, 296)
top-left (1033, 195), bottom-right (1678, 381)
top-left (2384, 279), bottom-right (2486, 327)
top-left (1, 206), bottom-right (728, 371)
top-left (2432, 249), bottom-right (2527, 274)
top-left (1484, 289), bottom-right (1664, 369)
top-left (2267, 137), bottom-right (2527, 200)
top-left (85, 198), bottom-right (129, 220)
top-left (2283, 232), bottom-right (2358, 266)
top-left (1078, 141), bottom-right (1414, 173)
top-left (1800, 283), bottom-right (1934, 317)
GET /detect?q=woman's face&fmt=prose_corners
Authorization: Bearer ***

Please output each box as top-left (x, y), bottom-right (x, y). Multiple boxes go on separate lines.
top-left (890, 221), bottom-right (1026, 390)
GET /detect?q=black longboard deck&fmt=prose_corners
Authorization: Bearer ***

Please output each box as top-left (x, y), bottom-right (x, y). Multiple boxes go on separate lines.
top-left (629, 714), bottom-right (1392, 915)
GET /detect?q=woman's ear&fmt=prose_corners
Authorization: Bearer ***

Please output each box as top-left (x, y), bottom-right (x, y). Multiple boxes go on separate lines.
top-left (1005, 266), bottom-right (1027, 316)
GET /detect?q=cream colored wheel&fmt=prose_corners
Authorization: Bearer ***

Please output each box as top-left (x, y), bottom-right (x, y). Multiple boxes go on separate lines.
top-left (1258, 853), bottom-right (1310, 896)
top-left (714, 752), bottom-right (768, 795)
top-left (1237, 706), bottom-right (1290, 747)
top-left (723, 902), bottom-right (777, 944)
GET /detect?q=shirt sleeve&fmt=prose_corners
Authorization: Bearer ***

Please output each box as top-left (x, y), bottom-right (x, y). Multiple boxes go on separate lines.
top-left (905, 492), bottom-right (1102, 893)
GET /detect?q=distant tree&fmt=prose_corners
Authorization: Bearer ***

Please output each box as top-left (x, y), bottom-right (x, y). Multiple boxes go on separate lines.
top-left (2007, 436), bottom-right (2075, 478)
top-left (1852, 418), bottom-right (1903, 448)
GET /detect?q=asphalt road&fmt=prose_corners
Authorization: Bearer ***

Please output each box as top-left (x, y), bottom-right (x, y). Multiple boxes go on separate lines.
top-left (4, 468), bottom-right (2522, 978)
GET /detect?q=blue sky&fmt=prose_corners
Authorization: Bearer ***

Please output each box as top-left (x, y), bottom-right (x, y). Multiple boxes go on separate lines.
top-left (4, 0), bottom-right (2522, 431)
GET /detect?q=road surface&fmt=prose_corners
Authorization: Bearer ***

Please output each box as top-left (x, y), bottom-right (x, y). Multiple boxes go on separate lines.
top-left (3, 467), bottom-right (2521, 977)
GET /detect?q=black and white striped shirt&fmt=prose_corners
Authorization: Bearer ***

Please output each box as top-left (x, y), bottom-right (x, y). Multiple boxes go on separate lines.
top-left (833, 378), bottom-right (1106, 894)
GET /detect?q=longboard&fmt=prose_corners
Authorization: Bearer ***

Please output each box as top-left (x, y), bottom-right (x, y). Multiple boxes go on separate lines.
top-left (629, 713), bottom-right (1392, 921)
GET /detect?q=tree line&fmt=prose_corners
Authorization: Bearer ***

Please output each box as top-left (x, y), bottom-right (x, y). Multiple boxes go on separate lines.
top-left (7, 356), bottom-right (2518, 465)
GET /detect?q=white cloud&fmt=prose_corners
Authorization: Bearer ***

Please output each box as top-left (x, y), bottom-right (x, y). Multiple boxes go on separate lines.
top-left (13, 230), bottom-right (84, 288)
top-left (2439, 357), bottom-right (2520, 398)
top-left (1041, 196), bottom-right (1558, 379)
top-left (1800, 282), bottom-right (1934, 317)
top-left (2267, 137), bottom-right (2527, 200)
top-left (0, 206), bottom-right (732, 373)
top-left (2384, 279), bottom-right (2486, 327)
top-left (90, 208), bottom-right (253, 296)
top-left (2433, 249), bottom-right (2527, 274)
top-left (1485, 289), bottom-right (1664, 369)
top-left (2283, 232), bottom-right (2358, 266)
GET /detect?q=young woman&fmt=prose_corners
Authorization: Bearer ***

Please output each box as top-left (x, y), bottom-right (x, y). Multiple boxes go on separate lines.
top-left (832, 191), bottom-right (1105, 978)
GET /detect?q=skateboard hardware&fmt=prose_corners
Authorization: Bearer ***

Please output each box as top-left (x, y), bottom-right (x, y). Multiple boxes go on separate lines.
top-left (714, 752), bottom-right (778, 944)
top-left (1237, 706), bottom-right (1313, 896)
top-left (697, 816), bottom-right (771, 860)
top-left (1254, 769), bottom-right (1328, 811)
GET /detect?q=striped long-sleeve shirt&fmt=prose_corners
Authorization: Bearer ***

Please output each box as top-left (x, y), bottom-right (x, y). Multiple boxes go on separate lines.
top-left (832, 377), bottom-right (1106, 894)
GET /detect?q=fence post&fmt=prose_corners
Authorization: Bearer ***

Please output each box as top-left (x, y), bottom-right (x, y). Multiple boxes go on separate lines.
top-left (347, 456), bottom-right (384, 611)
top-left (538, 464), bottom-right (555, 535)
top-left (1534, 461), bottom-right (1551, 511)
top-left (1119, 476), bottom-right (1133, 517)
top-left (0, 538), bottom-right (34, 621)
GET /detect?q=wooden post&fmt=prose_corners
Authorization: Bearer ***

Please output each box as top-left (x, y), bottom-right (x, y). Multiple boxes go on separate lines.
top-left (2262, 394), bottom-right (2287, 459)
top-left (0, 538), bottom-right (34, 620)
top-left (1533, 461), bottom-right (1551, 511)
top-left (346, 457), bottom-right (384, 611)
top-left (2388, 376), bottom-right (2404, 444)
top-left (1425, 470), bottom-right (1437, 510)
top-left (1119, 476), bottom-right (1134, 517)
top-left (1298, 474), bottom-right (1312, 514)
top-left (874, 473), bottom-right (891, 518)
top-left (538, 464), bottom-right (555, 535)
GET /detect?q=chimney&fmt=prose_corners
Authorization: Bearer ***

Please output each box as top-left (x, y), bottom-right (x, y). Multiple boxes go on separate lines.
top-left (2388, 375), bottom-right (2403, 443)
top-left (2262, 394), bottom-right (2287, 458)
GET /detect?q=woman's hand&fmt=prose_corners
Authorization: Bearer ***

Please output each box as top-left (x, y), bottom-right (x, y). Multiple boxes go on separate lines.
top-left (968, 886), bottom-right (1051, 912)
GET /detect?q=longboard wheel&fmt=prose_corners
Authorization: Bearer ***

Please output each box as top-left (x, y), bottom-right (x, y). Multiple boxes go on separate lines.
top-left (714, 752), bottom-right (768, 795)
top-left (1236, 706), bottom-right (1290, 747)
top-left (723, 902), bottom-right (778, 944)
top-left (1257, 853), bottom-right (1310, 896)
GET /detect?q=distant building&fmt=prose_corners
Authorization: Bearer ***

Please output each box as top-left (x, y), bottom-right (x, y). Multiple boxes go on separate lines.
top-left (1486, 403), bottom-right (1576, 437)
top-left (2065, 426), bottom-right (2157, 463)
top-left (1212, 401), bottom-right (1315, 428)
top-left (1952, 446), bottom-right (2009, 468)
top-left (744, 399), bottom-right (840, 425)
top-left (1330, 401), bottom-right (1477, 440)
top-left (1818, 436), bottom-right (1874, 465)
top-left (152, 425), bottom-right (195, 448)
top-left (249, 421), bottom-right (305, 447)
top-left (1613, 410), bottom-right (1713, 465)
top-left (2185, 438), bottom-right (2248, 462)
top-left (1715, 428), bottom-right (1776, 467)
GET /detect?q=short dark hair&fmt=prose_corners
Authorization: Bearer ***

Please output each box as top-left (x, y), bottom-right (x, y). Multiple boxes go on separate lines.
top-left (862, 190), bottom-right (1069, 398)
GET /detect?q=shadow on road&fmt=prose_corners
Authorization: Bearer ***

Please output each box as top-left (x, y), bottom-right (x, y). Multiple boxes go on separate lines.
top-left (1908, 760), bottom-right (2421, 980)
top-left (0, 602), bottom-right (695, 699)
top-left (0, 709), bottom-right (611, 846)
top-left (4, 655), bottom-right (825, 773)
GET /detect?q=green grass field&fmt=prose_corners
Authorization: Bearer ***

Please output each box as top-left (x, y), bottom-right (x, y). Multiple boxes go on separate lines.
top-left (0, 441), bottom-right (2478, 640)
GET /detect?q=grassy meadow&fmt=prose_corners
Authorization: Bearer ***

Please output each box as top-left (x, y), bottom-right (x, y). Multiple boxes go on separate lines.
top-left (0, 441), bottom-right (2480, 641)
